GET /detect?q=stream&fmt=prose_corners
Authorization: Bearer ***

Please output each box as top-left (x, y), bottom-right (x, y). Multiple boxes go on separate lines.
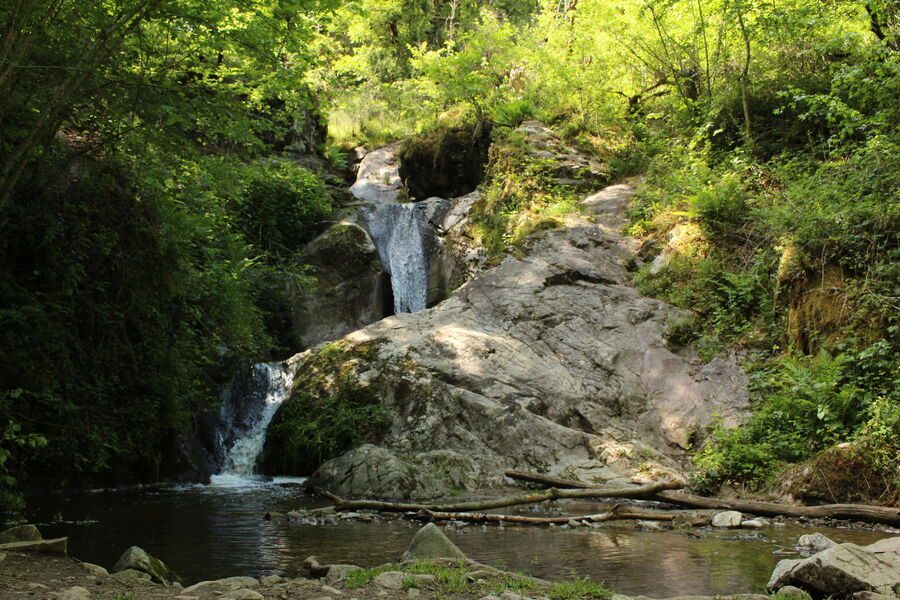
top-left (27, 479), bottom-right (892, 595)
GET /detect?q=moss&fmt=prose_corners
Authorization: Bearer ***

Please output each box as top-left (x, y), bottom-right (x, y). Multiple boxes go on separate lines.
top-left (262, 340), bottom-right (390, 474)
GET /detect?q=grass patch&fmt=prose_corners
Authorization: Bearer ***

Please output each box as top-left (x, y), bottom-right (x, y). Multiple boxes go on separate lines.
top-left (344, 565), bottom-right (394, 589)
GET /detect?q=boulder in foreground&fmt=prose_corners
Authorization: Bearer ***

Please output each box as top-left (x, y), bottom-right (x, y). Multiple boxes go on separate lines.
top-left (402, 523), bottom-right (466, 561)
top-left (768, 542), bottom-right (900, 598)
top-left (112, 546), bottom-right (173, 585)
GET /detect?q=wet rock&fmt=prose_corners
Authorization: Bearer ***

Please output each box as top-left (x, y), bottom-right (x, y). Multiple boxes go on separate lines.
top-left (112, 568), bottom-right (152, 583)
top-left (403, 523), bottom-right (466, 560)
top-left (57, 586), bottom-right (92, 600)
top-left (261, 574), bottom-right (283, 585)
top-left (768, 542), bottom-right (900, 597)
top-left (373, 571), bottom-right (407, 590)
top-left (741, 519), bottom-right (767, 529)
top-left (79, 562), bottom-right (109, 577)
top-left (112, 546), bottom-right (172, 585)
top-left (0, 524), bottom-right (41, 543)
top-left (637, 520), bottom-right (665, 531)
top-left (0, 537), bottom-right (67, 555)
top-left (797, 533), bottom-right (837, 554)
top-left (773, 586), bottom-right (813, 600)
top-left (711, 511), bottom-right (743, 528)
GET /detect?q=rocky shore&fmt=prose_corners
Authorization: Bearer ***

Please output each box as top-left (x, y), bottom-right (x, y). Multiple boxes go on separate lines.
top-left (2, 519), bottom-right (898, 600)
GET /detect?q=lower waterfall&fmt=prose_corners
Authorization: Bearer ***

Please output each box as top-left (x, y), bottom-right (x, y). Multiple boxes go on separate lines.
top-left (363, 202), bottom-right (429, 314)
top-left (215, 362), bottom-right (290, 478)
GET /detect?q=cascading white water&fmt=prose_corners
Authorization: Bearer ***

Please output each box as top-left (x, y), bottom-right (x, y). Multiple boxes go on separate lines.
top-left (216, 363), bottom-right (290, 478)
top-left (364, 203), bottom-right (429, 313)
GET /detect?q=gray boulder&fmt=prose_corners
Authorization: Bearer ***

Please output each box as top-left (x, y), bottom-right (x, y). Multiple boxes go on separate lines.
top-left (402, 523), bottom-right (466, 561)
top-left (373, 571), bottom-right (407, 590)
top-left (112, 546), bottom-right (173, 585)
top-left (112, 569), bottom-right (152, 583)
top-left (290, 221), bottom-right (389, 350)
top-left (183, 576), bottom-right (261, 594)
top-left (711, 511), bottom-right (743, 528)
top-left (326, 564), bottom-right (363, 583)
top-left (0, 524), bottom-right (41, 543)
top-left (797, 533), bottom-right (837, 554)
top-left (768, 542), bottom-right (900, 598)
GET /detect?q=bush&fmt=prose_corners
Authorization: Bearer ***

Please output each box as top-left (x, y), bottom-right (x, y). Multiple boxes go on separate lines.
top-left (236, 162), bottom-right (331, 261)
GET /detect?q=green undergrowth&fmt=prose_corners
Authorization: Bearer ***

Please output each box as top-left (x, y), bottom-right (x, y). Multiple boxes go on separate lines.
top-left (344, 561), bottom-right (611, 600)
top-left (628, 123), bottom-right (899, 501)
top-left (263, 341), bottom-right (390, 475)
top-left (469, 128), bottom-right (584, 258)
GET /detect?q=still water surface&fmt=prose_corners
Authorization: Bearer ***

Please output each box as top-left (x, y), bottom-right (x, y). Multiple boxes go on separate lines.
top-left (28, 477), bottom-right (892, 597)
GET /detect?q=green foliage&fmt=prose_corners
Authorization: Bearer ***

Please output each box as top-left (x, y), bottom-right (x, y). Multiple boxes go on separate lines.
top-left (693, 346), bottom-right (898, 492)
top-left (236, 162), bottom-right (332, 261)
top-left (470, 130), bottom-right (581, 257)
top-left (265, 342), bottom-right (390, 474)
top-left (0, 392), bottom-right (47, 515)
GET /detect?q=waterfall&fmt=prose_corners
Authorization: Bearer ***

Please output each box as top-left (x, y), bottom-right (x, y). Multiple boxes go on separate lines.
top-left (215, 362), bottom-right (290, 477)
top-left (363, 202), bottom-right (429, 314)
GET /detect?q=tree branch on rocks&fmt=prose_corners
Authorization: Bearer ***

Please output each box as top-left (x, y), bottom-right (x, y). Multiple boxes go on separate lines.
top-left (312, 480), bottom-right (684, 513)
top-left (502, 470), bottom-right (900, 526)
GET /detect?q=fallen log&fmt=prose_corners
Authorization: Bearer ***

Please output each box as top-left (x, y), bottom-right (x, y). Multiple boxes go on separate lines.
top-left (503, 470), bottom-right (900, 526)
top-left (416, 504), bottom-right (677, 525)
top-left (656, 491), bottom-right (900, 527)
top-left (313, 480), bottom-right (683, 513)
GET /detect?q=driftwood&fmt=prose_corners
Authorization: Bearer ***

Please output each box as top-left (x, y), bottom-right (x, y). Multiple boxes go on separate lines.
top-left (503, 470), bottom-right (900, 527)
top-left (314, 480), bottom-right (683, 513)
top-left (415, 504), bottom-right (679, 525)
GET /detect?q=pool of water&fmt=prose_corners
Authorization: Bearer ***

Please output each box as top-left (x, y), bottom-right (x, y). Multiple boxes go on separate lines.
top-left (26, 478), bottom-right (894, 597)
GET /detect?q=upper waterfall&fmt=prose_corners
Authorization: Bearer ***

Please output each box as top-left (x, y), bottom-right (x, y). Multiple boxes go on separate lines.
top-left (351, 145), bottom-right (431, 314)
top-left (215, 362), bottom-right (290, 477)
top-left (363, 202), bottom-right (429, 313)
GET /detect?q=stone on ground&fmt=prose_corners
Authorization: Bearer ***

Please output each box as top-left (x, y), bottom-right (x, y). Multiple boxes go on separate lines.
top-left (0, 524), bottom-right (41, 543)
top-left (112, 545), bottom-right (173, 584)
top-left (768, 542), bottom-right (900, 597)
top-left (326, 564), bottom-right (363, 583)
top-left (183, 576), bottom-right (261, 594)
top-left (373, 571), bottom-right (407, 590)
top-left (222, 590), bottom-right (265, 600)
top-left (79, 561), bottom-right (109, 577)
top-left (112, 568), bottom-right (152, 583)
top-left (402, 523), bottom-right (466, 560)
top-left (57, 586), bottom-right (92, 600)
top-left (711, 511), bottom-right (743, 528)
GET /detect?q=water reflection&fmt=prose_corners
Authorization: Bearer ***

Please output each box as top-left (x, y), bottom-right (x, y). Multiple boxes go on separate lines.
top-left (27, 481), bottom-right (892, 596)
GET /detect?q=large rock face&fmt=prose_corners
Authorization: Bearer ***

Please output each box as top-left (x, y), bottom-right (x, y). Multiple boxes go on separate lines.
top-left (294, 178), bottom-right (749, 499)
top-left (290, 221), bottom-right (390, 349)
